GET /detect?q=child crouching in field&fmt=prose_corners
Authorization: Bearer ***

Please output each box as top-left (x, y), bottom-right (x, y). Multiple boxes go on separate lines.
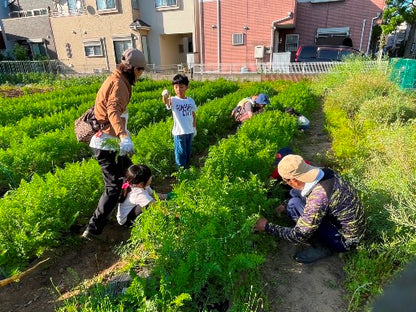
top-left (285, 107), bottom-right (310, 131)
top-left (117, 164), bottom-right (167, 227)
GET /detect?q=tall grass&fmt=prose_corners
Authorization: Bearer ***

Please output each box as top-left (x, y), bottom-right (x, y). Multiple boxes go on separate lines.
top-left (314, 58), bottom-right (416, 311)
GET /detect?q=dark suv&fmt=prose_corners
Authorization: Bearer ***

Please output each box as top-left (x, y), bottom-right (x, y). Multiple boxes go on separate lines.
top-left (295, 45), bottom-right (361, 62)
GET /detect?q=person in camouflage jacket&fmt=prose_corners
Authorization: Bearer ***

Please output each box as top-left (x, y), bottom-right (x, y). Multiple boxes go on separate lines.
top-left (255, 154), bottom-right (365, 263)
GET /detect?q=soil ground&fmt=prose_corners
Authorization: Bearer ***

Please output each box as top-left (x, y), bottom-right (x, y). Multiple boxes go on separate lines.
top-left (0, 92), bottom-right (348, 311)
top-left (0, 222), bottom-right (131, 312)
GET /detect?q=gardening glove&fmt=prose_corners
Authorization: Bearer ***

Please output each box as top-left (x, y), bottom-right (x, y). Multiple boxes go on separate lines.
top-left (193, 127), bottom-right (197, 137)
top-left (119, 136), bottom-right (135, 157)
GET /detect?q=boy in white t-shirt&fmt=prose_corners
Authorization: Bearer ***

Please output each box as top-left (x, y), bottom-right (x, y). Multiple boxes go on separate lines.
top-left (117, 165), bottom-right (167, 227)
top-left (162, 74), bottom-right (197, 169)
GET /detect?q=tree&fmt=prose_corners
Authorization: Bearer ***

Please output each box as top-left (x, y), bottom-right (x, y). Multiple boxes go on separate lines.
top-left (382, 0), bottom-right (416, 58)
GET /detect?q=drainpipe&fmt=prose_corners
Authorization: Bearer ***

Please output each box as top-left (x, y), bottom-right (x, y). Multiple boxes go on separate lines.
top-left (269, 12), bottom-right (293, 65)
top-left (199, 0), bottom-right (203, 64)
top-left (366, 12), bottom-right (382, 55)
top-left (359, 19), bottom-right (366, 51)
top-left (217, 0), bottom-right (221, 72)
top-left (101, 37), bottom-right (110, 71)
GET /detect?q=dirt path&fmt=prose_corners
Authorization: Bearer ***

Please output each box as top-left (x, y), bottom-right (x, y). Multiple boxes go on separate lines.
top-left (0, 222), bottom-right (131, 312)
top-left (262, 102), bottom-right (349, 311)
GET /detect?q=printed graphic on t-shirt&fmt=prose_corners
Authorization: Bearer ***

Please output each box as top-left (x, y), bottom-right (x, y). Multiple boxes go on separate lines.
top-left (175, 102), bottom-right (194, 117)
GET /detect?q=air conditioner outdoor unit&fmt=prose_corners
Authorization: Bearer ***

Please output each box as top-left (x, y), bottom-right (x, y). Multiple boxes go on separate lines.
top-left (254, 45), bottom-right (265, 58)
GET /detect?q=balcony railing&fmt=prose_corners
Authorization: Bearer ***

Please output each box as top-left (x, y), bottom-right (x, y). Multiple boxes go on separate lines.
top-left (9, 8), bottom-right (49, 18)
top-left (50, 1), bottom-right (87, 17)
top-left (50, 7), bottom-right (87, 17)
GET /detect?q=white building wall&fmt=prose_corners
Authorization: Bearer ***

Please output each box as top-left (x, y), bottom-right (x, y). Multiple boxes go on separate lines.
top-left (139, 1), bottom-right (197, 67)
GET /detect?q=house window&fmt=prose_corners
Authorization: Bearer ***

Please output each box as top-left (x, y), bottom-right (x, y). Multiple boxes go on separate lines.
top-left (96, 0), bottom-right (116, 11)
top-left (113, 39), bottom-right (133, 64)
top-left (31, 42), bottom-right (47, 57)
top-left (33, 9), bottom-right (45, 16)
top-left (68, 0), bottom-right (77, 12)
top-left (142, 35), bottom-right (150, 64)
top-left (155, 0), bottom-right (177, 8)
top-left (285, 34), bottom-right (299, 52)
top-left (27, 39), bottom-right (48, 59)
top-left (83, 40), bottom-right (103, 57)
top-left (232, 33), bottom-right (244, 46)
top-left (132, 0), bottom-right (139, 9)
top-left (68, 0), bottom-right (84, 13)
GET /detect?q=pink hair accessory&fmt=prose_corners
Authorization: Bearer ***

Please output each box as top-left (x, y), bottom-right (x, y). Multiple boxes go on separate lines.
top-left (122, 182), bottom-right (131, 189)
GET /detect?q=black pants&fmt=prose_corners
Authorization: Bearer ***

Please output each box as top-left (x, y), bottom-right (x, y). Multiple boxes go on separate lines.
top-left (86, 148), bottom-right (132, 235)
top-left (123, 205), bottom-right (143, 228)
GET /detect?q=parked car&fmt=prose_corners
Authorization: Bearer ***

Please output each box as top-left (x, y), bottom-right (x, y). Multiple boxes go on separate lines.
top-left (295, 45), bottom-right (361, 62)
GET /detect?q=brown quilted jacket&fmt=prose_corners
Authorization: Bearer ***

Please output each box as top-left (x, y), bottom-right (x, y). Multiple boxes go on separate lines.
top-left (94, 69), bottom-right (132, 138)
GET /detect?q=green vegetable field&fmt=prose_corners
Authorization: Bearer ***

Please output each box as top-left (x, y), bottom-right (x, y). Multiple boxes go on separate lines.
top-left (1, 60), bottom-right (416, 311)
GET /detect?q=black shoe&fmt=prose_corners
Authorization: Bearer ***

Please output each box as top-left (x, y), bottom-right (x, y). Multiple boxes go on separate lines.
top-left (81, 229), bottom-right (107, 242)
top-left (294, 246), bottom-right (332, 264)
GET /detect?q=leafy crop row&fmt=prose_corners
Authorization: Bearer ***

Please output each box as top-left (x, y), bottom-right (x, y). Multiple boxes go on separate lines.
top-left (0, 77), bottom-right (316, 311)
top-left (0, 159), bottom-right (102, 274)
top-left (0, 127), bottom-right (91, 190)
top-left (0, 80), bottom-right (239, 192)
top-left (0, 107), bottom-right (79, 149)
top-left (60, 81), bottom-right (314, 311)
top-left (0, 85), bottom-right (100, 126)
top-left (0, 78), bottom-right (248, 275)
top-left (68, 111), bottom-right (299, 311)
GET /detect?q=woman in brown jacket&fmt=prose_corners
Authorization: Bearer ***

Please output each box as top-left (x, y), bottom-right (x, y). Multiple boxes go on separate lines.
top-left (82, 48), bottom-right (146, 240)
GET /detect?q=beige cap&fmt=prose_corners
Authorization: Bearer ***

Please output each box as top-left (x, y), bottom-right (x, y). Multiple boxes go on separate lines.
top-left (121, 48), bottom-right (146, 69)
top-left (278, 154), bottom-right (319, 183)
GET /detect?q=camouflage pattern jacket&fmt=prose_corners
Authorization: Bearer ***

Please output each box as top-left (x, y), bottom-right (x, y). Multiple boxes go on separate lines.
top-left (265, 168), bottom-right (365, 249)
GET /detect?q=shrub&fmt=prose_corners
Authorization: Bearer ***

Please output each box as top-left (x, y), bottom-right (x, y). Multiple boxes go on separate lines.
top-left (12, 43), bottom-right (29, 61)
top-left (319, 58), bottom-right (416, 311)
top-left (357, 91), bottom-right (416, 125)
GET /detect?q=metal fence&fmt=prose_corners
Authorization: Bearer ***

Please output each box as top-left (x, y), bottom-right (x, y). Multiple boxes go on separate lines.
top-left (0, 60), bottom-right (61, 75)
top-left (0, 60), bottom-right (389, 76)
top-left (192, 61), bottom-right (389, 75)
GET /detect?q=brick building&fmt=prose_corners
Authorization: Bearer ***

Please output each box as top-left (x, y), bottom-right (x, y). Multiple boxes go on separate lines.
top-left (201, 0), bottom-right (384, 71)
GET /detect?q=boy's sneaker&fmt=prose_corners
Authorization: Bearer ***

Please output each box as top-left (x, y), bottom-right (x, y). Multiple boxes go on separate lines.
top-left (81, 229), bottom-right (107, 242)
top-left (294, 246), bottom-right (332, 264)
